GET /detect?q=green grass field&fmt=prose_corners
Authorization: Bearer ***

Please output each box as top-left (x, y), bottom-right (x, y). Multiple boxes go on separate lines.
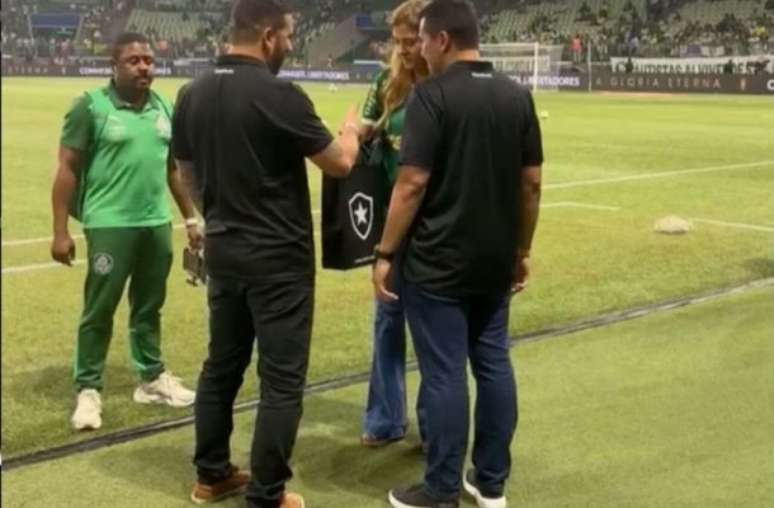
top-left (4, 286), bottom-right (772, 507)
top-left (1, 77), bottom-right (773, 505)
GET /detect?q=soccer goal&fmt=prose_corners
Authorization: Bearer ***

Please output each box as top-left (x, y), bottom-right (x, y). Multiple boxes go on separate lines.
top-left (480, 42), bottom-right (565, 92)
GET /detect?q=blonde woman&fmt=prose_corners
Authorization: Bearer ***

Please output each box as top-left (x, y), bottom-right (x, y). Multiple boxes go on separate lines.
top-left (360, 0), bottom-right (430, 448)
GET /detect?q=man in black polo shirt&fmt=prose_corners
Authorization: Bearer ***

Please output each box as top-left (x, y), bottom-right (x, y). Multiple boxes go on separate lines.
top-left (172, 1), bottom-right (359, 507)
top-left (372, 1), bottom-right (543, 507)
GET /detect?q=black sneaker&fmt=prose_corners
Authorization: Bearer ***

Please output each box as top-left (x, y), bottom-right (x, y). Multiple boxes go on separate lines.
top-left (388, 484), bottom-right (459, 508)
top-left (462, 469), bottom-right (506, 508)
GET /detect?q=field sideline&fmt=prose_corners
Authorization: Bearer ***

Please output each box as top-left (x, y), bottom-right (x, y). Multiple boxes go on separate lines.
top-left (2, 78), bottom-right (773, 467)
top-left (3, 286), bottom-right (773, 507)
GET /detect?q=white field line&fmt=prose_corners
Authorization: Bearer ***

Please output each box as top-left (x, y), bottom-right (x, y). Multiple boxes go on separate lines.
top-left (2, 234), bottom-right (87, 247)
top-left (2, 224), bottom-right (186, 247)
top-left (2, 211), bottom-right (324, 247)
top-left (2, 159), bottom-right (771, 265)
top-left (5, 160), bottom-right (768, 248)
top-left (0, 202), bottom-right (609, 251)
top-left (0, 203), bottom-right (613, 274)
top-left (2, 232), bottom-right (323, 275)
top-left (2, 260), bottom-right (87, 274)
top-left (3, 211), bottom-right (769, 274)
top-left (543, 201), bottom-right (620, 211)
top-left (544, 160), bottom-right (772, 190)
top-left (690, 218), bottom-right (774, 233)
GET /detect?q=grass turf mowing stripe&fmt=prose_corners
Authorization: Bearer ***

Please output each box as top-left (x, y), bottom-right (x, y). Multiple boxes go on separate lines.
top-left (5, 276), bottom-right (772, 472)
top-left (2, 160), bottom-right (769, 247)
top-left (3, 284), bottom-right (771, 508)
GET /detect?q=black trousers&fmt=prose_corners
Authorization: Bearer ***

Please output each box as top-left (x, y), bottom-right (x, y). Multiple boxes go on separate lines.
top-left (193, 275), bottom-right (314, 508)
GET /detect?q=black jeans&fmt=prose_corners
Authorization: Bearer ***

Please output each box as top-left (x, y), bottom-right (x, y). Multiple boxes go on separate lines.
top-left (193, 275), bottom-right (314, 508)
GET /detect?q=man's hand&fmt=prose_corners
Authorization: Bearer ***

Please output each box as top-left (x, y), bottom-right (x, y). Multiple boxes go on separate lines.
top-left (373, 258), bottom-right (398, 303)
top-left (51, 233), bottom-right (76, 266)
top-left (511, 252), bottom-right (530, 294)
top-left (310, 103), bottom-right (361, 178)
top-left (186, 223), bottom-right (203, 251)
top-left (338, 103), bottom-right (360, 136)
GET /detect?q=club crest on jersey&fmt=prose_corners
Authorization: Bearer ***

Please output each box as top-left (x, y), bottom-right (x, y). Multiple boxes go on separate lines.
top-left (104, 115), bottom-right (127, 142)
top-left (155, 113), bottom-right (171, 138)
top-left (92, 253), bottom-right (114, 275)
top-left (348, 192), bottom-right (374, 241)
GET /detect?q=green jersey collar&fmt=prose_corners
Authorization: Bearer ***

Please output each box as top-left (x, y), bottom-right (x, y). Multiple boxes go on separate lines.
top-left (106, 80), bottom-right (161, 112)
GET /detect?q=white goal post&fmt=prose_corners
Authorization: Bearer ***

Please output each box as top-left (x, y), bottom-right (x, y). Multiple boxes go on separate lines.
top-left (480, 42), bottom-right (565, 92)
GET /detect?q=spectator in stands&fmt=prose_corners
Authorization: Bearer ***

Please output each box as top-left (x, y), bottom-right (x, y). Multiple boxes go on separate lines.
top-left (578, 1), bottom-right (592, 22)
top-left (723, 58), bottom-right (734, 74)
top-left (628, 33), bottom-right (640, 56)
top-left (751, 57), bottom-right (770, 74)
top-left (50, 32), bottom-right (199, 433)
top-left (358, 0), bottom-right (430, 451)
top-left (625, 56), bottom-right (634, 73)
top-left (600, 0), bottom-right (610, 20)
top-left (572, 33), bottom-right (583, 63)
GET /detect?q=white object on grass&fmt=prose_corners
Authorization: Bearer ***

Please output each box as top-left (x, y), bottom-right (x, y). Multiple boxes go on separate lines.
top-left (654, 216), bottom-right (693, 234)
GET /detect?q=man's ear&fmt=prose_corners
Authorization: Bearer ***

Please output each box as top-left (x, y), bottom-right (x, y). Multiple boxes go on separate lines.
top-left (261, 26), bottom-right (274, 48)
top-left (438, 31), bottom-right (452, 53)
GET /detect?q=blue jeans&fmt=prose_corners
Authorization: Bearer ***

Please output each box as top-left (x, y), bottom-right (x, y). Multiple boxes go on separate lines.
top-left (404, 282), bottom-right (518, 500)
top-left (363, 259), bottom-right (427, 442)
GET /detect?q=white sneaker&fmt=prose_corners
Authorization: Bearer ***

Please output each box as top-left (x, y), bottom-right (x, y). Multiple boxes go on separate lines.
top-left (463, 469), bottom-right (506, 508)
top-left (133, 371), bottom-right (195, 408)
top-left (71, 389), bottom-right (102, 431)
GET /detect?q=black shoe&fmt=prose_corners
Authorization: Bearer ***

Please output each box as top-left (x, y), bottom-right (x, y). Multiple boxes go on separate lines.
top-left (360, 432), bottom-right (406, 448)
top-left (462, 469), bottom-right (506, 508)
top-left (388, 484), bottom-right (459, 508)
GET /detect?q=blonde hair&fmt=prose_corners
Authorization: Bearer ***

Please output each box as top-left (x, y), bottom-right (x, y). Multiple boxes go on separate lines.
top-left (378, 0), bottom-right (429, 129)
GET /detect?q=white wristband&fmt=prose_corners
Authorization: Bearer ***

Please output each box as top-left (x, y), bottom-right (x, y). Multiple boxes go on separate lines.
top-left (184, 218), bottom-right (199, 227)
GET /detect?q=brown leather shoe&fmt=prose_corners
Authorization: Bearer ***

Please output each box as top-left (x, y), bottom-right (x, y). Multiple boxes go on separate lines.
top-left (190, 466), bottom-right (250, 504)
top-left (279, 492), bottom-right (305, 508)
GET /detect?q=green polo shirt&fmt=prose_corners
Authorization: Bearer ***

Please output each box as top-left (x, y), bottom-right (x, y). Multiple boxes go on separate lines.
top-left (61, 82), bottom-right (173, 228)
top-left (362, 69), bottom-right (407, 185)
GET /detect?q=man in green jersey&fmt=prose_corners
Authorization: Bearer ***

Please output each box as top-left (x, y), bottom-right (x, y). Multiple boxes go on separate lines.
top-left (50, 32), bottom-right (201, 431)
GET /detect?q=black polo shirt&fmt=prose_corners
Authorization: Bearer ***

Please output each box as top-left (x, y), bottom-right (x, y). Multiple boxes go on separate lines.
top-left (172, 55), bottom-right (333, 281)
top-left (399, 60), bottom-right (544, 298)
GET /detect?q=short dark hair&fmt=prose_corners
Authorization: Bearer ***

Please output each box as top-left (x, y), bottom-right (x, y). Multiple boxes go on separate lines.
top-left (419, 0), bottom-right (479, 51)
top-left (112, 32), bottom-right (149, 60)
top-left (231, 0), bottom-right (290, 44)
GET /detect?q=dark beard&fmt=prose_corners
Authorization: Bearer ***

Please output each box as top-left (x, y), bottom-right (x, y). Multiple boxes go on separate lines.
top-left (267, 50), bottom-right (285, 75)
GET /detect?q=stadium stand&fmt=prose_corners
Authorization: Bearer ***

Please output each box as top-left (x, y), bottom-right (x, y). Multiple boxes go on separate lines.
top-left (1, 0), bottom-right (34, 59)
top-left (1, 0), bottom-right (771, 65)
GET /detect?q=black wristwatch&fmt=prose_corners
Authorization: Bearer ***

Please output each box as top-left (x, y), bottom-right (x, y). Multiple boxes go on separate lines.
top-left (373, 246), bottom-right (395, 262)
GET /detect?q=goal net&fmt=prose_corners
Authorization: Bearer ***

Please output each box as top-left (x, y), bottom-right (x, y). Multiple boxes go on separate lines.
top-left (480, 42), bottom-right (565, 92)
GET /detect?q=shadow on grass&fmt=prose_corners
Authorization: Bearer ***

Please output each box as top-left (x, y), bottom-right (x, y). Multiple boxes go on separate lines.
top-left (744, 258), bottom-right (774, 279)
top-left (294, 392), bottom-right (426, 500)
top-left (81, 389), bottom-right (425, 505)
top-left (3, 362), bottom-right (187, 459)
